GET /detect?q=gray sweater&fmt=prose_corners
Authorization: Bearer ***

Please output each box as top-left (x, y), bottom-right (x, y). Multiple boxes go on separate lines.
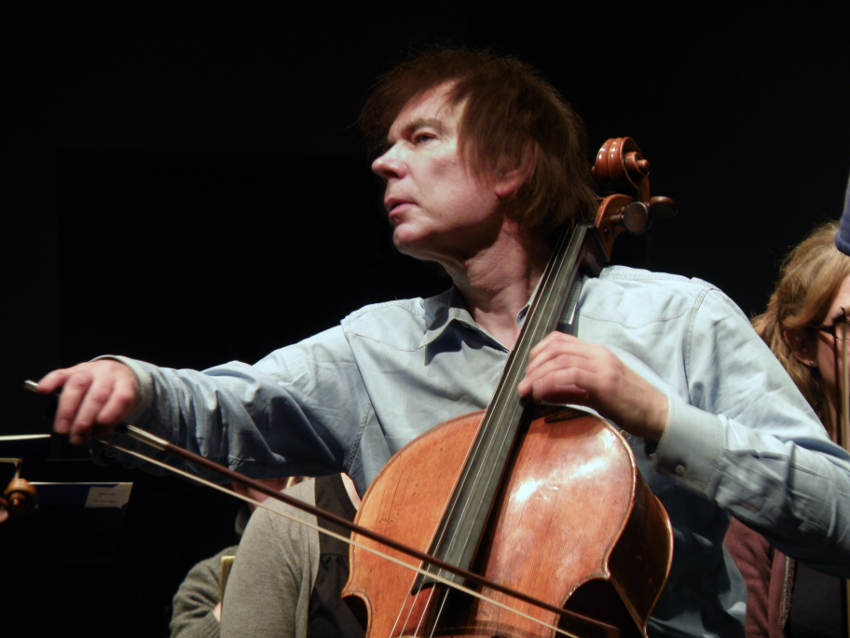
top-left (220, 480), bottom-right (319, 638)
top-left (170, 544), bottom-right (239, 638)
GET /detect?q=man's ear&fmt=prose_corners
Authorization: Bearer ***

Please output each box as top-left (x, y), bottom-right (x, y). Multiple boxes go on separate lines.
top-left (494, 146), bottom-right (536, 198)
top-left (783, 327), bottom-right (816, 367)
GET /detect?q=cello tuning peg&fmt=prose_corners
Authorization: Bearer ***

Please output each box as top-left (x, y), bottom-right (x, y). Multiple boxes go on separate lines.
top-left (620, 201), bottom-right (650, 235)
top-left (648, 196), bottom-right (677, 224)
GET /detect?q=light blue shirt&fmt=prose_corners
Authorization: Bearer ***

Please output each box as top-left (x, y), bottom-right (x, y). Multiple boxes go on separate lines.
top-left (118, 265), bottom-right (850, 637)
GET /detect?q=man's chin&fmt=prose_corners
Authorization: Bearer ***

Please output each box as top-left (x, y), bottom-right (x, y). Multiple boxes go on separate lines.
top-left (392, 231), bottom-right (449, 267)
top-left (392, 231), bottom-right (420, 258)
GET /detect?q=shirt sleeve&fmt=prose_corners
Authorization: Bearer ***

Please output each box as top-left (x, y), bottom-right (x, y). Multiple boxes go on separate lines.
top-left (654, 287), bottom-right (850, 576)
top-left (109, 325), bottom-right (376, 480)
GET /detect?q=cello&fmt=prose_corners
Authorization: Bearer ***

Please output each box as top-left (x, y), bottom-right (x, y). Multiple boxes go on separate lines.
top-left (341, 137), bottom-right (675, 638)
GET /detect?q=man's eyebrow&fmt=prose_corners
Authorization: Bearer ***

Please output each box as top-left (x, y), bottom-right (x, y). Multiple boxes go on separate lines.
top-left (386, 118), bottom-right (446, 145)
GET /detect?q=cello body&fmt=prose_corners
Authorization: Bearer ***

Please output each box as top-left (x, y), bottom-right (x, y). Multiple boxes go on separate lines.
top-left (342, 407), bottom-right (673, 637)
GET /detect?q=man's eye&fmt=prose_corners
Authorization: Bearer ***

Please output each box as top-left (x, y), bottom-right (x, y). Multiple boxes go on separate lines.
top-left (412, 131), bottom-right (436, 144)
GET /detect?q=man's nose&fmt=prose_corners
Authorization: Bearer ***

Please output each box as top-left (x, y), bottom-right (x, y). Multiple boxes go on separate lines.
top-left (371, 145), bottom-right (406, 181)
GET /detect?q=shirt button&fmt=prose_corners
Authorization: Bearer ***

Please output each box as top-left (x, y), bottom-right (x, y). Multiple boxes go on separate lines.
top-left (674, 464), bottom-right (687, 476)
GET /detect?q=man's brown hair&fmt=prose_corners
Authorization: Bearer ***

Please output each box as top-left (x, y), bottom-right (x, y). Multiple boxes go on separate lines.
top-left (361, 48), bottom-right (597, 240)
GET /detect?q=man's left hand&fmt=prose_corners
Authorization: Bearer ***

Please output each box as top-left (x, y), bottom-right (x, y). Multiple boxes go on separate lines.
top-left (518, 332), bottom-right (668, 440)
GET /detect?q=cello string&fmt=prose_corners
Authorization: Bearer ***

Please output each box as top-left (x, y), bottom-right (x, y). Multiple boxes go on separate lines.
top-left (389, 560), bottom-right (433, 638)
top-left (410, 588), bottom-right (432, 638)
top-left (406, 573), bottom-right (440, 637)
top-left (386, 572), bottom-right (408, 638)
top-left (428, 587), bottom-right (453, 638)
top-left (387, 591), bottom-right (407, 637)
top-left (105, 440), bottom-right (583, 638)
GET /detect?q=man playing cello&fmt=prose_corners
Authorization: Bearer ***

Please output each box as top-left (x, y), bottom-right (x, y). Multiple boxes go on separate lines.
top-left (37, 49), bottom-right (850, 636)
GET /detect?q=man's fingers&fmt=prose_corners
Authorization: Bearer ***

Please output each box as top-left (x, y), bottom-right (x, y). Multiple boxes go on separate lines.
top-left (69, 375), bottom-right (116, 437)
top-left (522, 363), bottom-right (591, 404)
top-left (52, 369), bottom-right (95, 434)
top-left (97, 377), bottom-right (139, 425)
top-left (525, 333), bottom-right (591, 376)
top-left (37, 360), bottom-right (139, 444)
top-left (522, 349), bottom-right (594, 395)
top-left (36, 368), bottom-right (72, 395)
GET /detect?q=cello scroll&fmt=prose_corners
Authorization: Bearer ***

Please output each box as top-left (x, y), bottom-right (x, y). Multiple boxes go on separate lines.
top-left (589, 137), bottom-right (676, 266)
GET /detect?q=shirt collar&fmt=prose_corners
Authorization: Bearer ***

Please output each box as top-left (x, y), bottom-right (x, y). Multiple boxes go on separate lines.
top-left (419, 286), bottom-right (533, 349)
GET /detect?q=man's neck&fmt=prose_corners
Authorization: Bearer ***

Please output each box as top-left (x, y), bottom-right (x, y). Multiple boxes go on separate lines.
top-left (447, 230), bottom-right (550, 351)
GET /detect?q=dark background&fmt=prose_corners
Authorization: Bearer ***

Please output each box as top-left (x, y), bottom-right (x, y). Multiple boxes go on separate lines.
top-left (3, 5), bottom-right (849, 636)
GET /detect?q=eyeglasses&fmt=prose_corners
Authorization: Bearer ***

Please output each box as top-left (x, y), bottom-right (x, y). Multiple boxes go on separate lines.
top-left (815, 307), bottom-right (850, 446)
top-left (817, 307), bottom-right (848, 340)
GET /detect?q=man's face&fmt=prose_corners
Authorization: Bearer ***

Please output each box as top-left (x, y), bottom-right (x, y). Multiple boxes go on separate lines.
top-left (371, 82), bottom-right (503, 266)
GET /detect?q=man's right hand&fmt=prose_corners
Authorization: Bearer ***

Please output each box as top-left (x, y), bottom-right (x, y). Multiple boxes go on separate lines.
top-left (37, 360), bottom-right (140, 445)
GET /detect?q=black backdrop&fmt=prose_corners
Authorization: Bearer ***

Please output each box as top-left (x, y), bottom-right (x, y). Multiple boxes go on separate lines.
top-left (3, 5), bottom-right (850, 636)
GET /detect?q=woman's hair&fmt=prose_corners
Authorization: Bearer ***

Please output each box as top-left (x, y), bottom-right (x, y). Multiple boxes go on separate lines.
top-left (360, 48), bottom-right (598, 241)
top-left (752, 221), bottom-right (850, 438)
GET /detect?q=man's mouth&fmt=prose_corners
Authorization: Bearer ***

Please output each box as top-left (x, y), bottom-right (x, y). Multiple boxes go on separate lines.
top-left (385, 198), bottom-right (413, 222)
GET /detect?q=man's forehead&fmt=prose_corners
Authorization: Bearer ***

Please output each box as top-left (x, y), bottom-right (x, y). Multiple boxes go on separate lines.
top-left (387, 82), bottom-right (463, 141)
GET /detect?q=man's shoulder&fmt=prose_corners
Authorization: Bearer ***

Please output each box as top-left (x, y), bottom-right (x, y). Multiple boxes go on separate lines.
top-left (593, 265), bottom-right (720, 301)
top-left (597, 264), bottom-right (715, 290)
top-left (343, 296), bottom-right (428, 323)
top-left (583, 265), bottom-right (734, 324)
top-left (340, 289), bottom-right (451, 345)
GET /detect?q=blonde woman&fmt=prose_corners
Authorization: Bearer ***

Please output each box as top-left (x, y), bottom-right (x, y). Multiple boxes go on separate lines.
top-left (726, 221), bottom-right (850, 637)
